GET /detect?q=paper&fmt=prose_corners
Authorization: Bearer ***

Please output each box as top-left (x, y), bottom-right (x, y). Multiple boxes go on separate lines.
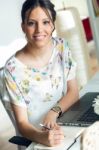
top-left (33, 135), bottom-right (73, 150)
top-left (26, 127), bottom-right (84, 150)
top-left (27, 137), bottom-right (74, 150)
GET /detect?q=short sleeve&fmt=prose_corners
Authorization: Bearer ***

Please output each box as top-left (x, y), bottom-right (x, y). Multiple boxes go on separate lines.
top-left (63, 40), bottom-right (77, 81)
top-left (3, 68), bottom-right (27, 108)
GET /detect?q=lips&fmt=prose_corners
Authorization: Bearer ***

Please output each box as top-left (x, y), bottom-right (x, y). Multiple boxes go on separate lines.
top-left (33, 35), bottom-right (46, 40)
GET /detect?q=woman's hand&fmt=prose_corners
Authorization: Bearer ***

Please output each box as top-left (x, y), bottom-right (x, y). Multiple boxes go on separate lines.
top-left (42, 110), bottom-right (59, 129)
top-left (38, 125), bottom-right (64, 147)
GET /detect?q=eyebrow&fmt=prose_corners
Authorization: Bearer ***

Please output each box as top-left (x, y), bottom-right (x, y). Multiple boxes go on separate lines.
top-left (28, 18), bottom-right (50, 21)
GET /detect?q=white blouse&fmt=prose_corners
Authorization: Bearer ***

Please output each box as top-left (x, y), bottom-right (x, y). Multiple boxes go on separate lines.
top-left (3, 37), bottom-right (76, 128)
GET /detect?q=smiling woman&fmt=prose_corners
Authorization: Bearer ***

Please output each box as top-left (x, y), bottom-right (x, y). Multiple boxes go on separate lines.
top-left (21, 6), bottom-right (54, 51)
top-left (2, 0), bottom-right (79, 149)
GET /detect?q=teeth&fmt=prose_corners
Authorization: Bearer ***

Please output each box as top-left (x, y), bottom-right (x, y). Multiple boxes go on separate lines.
top-left (33, 35), bottom-right (45, 40)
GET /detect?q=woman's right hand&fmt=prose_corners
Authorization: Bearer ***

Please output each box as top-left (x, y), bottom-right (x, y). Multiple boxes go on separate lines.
top-left (37, 125), bottom-right (64, 147)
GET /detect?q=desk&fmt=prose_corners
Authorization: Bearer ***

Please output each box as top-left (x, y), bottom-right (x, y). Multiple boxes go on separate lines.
top-left (26, 72), bottom-right (99, 150)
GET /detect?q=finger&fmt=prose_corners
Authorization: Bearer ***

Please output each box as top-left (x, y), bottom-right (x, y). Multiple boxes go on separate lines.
top-left (54, 139), bottom-right (64, 145)
top-left (54, 124), bottom-right (62, 130)
top-left (44, 122), bottom-right (55, 130)
top-left (48, 130), bottom-right (64, 146)
top-left (54, 130), bottom-right (64, 138)
top-left (50, 122), bottom-right (58, 129)
top-left (52, 134), bottom-right (64, 146)
top-left (41, 122), bottom-right (52, 131)
top-left (55, 134), bottom-right (64, 140)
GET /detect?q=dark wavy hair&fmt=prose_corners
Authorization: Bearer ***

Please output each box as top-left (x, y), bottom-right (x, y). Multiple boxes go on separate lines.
top-left (21, 0), bottom-right (56, 24)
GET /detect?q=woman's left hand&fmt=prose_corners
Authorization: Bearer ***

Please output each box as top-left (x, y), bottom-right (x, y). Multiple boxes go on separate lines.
top-left (42, 110), bottom-right (59, 130)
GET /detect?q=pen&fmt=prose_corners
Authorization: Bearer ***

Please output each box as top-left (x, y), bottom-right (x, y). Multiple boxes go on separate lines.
top-left (39, 123), bottom-right (51, 130)
top-left (67, 129), bottom-right (84, 150)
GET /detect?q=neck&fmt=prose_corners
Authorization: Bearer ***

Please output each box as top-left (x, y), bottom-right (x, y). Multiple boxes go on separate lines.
top-left (24, 39), bottom-right (53, 59)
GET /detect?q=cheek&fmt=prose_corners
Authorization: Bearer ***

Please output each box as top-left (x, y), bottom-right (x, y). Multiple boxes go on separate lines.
top-left (27, 27), bottom-right (34, 32)
top-left (47, 25), bottom-right (54, 34)
top-left (25, 28), bottom-right (35, 37)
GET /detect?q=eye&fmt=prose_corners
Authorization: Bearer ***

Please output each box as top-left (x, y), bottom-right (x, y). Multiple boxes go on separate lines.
top-left (27, 21), bottom-right (36, 27)
top-left (43, 20), bottom-right (50, 25)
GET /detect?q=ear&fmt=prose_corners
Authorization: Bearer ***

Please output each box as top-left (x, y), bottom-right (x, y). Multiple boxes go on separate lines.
top-left (21, 23), bottom-right (25, 33)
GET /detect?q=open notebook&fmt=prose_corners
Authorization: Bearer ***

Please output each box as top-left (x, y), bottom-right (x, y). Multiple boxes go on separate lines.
top-left (26, 127), bottom-right (84, 150)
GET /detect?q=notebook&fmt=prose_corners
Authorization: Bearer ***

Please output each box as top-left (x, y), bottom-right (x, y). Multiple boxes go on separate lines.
top-left (57, 92), bottom-right (99, 127)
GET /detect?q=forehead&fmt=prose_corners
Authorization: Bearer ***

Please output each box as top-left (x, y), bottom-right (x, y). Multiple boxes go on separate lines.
top-left (26, 6), bottom-right (51, 20)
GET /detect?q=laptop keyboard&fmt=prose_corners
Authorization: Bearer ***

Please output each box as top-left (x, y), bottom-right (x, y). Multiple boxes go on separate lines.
top-left (77, 107), bottom-right (99, 123)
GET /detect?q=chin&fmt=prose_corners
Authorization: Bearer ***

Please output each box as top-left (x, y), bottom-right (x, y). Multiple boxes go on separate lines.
top-left (36, 44), bottom-right (46, 49)
top-left (34, 40), bottom-right (50, 48)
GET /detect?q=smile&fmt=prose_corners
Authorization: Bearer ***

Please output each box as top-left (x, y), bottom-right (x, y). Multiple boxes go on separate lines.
top-left (33, 35), bottom-right (46, 40)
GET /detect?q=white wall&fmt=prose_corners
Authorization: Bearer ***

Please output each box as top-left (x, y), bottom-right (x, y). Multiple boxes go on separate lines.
top-left (51, 0), bottom-right (89, 17)
top-left (0, 0), bottom-right (26, 67)
top-left (0, 0), bottom-right (25, 46)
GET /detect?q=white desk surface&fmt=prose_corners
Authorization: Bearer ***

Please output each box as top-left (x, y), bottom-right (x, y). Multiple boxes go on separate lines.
top-left (26, 72), bottom-right (99, 150)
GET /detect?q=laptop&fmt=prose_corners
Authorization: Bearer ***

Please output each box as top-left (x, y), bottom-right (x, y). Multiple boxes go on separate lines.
top-left (57, 92), bottom-right (99, 127)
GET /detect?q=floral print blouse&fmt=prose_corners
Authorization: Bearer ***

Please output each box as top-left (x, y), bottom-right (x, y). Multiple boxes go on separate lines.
top-left (3, 37), bottom-right (76, 128)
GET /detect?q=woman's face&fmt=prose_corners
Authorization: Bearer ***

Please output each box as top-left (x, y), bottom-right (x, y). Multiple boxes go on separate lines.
top-left (22, 6), bottom-right (54, 48)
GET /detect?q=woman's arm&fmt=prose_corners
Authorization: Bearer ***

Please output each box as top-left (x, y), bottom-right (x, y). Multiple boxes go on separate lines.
top-left (11, 104), bottom-right (64, 147)
top-left (43, 78), bottom-right (79, 128)
top-left (58, 78), bottom-right (79, 113)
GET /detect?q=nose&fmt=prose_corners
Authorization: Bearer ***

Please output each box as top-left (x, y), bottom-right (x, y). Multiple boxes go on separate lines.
top-left (36, 22), bottom-right (43, 33)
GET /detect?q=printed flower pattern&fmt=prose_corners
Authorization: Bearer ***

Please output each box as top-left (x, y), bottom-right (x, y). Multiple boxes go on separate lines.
top-left (20, 80), bottom-right (30, 94)
top-left (50, 75), bottom-right (61, 89)
top-left (4, 37), bottom-right (76, 125)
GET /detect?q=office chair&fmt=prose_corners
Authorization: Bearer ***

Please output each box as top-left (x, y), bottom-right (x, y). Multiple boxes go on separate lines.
top-left (0, 67), bottom-right (32, 150)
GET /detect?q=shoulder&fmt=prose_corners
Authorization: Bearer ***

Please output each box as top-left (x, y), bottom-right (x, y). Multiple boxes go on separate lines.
top-left (53, 37), bottom-right (69, 51)
top-left (53, 37), bottom-right (68, 45)
top-left (53, 37), bottom-right (70, 58)
top-left (4, 55), bottom-right (16, 73)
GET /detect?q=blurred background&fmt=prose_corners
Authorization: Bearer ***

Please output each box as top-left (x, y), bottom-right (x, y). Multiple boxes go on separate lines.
top-left (0, 0), bottom-right (99, 149)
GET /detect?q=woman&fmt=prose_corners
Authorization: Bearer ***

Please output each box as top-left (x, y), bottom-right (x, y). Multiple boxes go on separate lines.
top-left (3, 0), bottom-right (79, 147)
